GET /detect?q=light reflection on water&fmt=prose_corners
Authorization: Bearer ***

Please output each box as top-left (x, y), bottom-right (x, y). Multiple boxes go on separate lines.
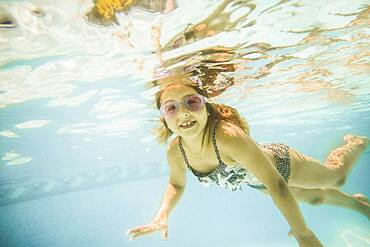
top-left (0, 2), bottom-right (369, 245)
top-left (0, 0), bottom-right (368, 196)
top-left (341, 226), bottom-right (370, 247)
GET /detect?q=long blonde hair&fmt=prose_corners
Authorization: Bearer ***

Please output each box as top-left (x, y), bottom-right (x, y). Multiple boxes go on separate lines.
top-left (154, 83), bottom-right (250, 144)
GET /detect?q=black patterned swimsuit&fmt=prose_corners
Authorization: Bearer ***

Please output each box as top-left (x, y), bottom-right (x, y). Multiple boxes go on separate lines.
top-left (178, 124), bottom-right (291, 191)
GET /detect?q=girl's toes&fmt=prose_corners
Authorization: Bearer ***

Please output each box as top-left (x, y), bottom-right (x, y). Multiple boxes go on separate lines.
top-left (353, 193), bottom-right (369, 204)
top-left (343, 134), bottom-right (369, 149)
top-left (343, 134), bottom-right (354, 143)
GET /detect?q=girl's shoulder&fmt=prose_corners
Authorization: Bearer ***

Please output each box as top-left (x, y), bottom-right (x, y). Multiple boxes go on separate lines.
top-left (215, 119), bottom-right (246, 138)
top-left (214, 120), bottom-right (249, 148)
top-left (166, 136), bottom-right (187, 169)
top-left (167, 136), bottom-right (180, 156)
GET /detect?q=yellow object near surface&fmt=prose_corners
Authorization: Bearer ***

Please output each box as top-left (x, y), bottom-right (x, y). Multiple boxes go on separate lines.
top-left (95, 0), bottom-right (137, 19)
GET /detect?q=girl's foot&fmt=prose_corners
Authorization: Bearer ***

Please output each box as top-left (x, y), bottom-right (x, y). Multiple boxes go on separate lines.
top-left (352, 193), bottom-right (369, 204)
top-left (343, 134), bottom-right (369, 149)
top-left (352, 193), bottom-right (370, 220)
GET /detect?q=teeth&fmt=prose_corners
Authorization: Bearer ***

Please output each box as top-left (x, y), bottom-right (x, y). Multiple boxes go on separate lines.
top-left (181, 121), bottom-right (193, 127)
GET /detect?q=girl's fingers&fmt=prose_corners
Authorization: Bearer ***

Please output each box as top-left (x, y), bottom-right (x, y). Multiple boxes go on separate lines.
top-left (126, 225), bottom-right (147, 234)
top-left (126, 223), bottom-right (167, 240)
top-left (130, 228), bottom-right (155, 240)
top-left (161, 226), bottom-right (168, 240)
top-left (128, 227), bottom-right (150, 236)
top-left (126, 225), bottom-right (159, 240)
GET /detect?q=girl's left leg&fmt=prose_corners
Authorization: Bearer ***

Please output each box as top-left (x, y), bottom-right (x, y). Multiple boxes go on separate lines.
top-left (288, 134), bottom-right (368, 188)
top-left (289, 186), bottom-right (370, 219)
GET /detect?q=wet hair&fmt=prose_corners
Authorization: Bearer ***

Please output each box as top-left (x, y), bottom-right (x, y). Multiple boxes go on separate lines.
top-left (154, 83), bottom-right (250, 144)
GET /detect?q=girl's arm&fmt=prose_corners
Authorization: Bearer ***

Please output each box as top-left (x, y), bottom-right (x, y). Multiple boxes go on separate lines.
top-left (218, 122), bottom-right (323, 245)
top-left (126, 183), bottom-right (184, 240)
top-left (153, 183), bottom-right (185, 221)
top-left (154, 145), bottom-right (187, 220)
top-left (126, 141), bottom-right (186, 240)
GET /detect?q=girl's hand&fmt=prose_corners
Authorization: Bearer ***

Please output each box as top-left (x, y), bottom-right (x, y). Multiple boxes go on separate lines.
top-left (126, 216), bottom-right (168, 241)
top-left (289, 229), bottom-right (324, 247)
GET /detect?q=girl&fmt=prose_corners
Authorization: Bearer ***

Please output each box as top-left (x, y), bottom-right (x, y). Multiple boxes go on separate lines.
top-left (126, 78), bottom-right (369, 246)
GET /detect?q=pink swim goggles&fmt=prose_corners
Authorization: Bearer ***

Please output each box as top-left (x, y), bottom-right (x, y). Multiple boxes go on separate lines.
top-left (160, 94), bottom-right (208, 119)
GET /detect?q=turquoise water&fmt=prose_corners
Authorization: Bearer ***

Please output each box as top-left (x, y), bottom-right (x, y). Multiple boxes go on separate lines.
top-left (0, 0), bottom-right (369, 246)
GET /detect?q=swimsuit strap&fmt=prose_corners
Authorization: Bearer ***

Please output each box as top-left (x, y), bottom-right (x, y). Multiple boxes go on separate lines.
top-left (211, 122), bottom-right (225, 166)
top-left (178, 136), bottom-right (192, 171)
top-left (177, 123), bottom-right (225, 176)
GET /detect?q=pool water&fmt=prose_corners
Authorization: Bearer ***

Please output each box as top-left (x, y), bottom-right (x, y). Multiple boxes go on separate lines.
top-left (0, 0), bottom-right (369, 246)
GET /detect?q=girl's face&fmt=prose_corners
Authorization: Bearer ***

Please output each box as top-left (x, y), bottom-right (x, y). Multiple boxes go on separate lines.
top-left (160, 85), bottom-right (208, 139)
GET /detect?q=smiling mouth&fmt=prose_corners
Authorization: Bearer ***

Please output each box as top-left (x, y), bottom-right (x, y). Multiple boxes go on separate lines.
top-left (179, 121), bottom-right (196, 129)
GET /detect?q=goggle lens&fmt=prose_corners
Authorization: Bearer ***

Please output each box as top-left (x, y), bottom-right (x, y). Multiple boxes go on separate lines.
top-left (185, 95), bottom-right (203, 111)
top-left (160, 94), bottom-right (206, 119)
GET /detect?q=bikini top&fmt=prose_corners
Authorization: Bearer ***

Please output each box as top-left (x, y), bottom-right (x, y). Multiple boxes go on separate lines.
top-left (178, 123), bottom-right (267, 191)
